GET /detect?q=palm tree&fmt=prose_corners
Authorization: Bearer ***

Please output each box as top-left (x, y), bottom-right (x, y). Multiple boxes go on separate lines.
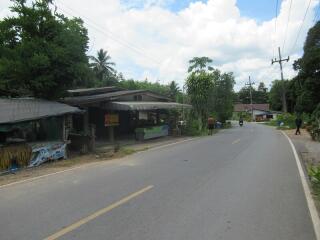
top-left (90, 49), bottom-right (116, 85)
top-left (169, 81), bottom-right (180, 100)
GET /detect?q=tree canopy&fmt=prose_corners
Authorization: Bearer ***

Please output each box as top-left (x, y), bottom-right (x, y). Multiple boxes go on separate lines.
top-left (293, 21), bottom-right (320, 113)
top-left (236, 82), bottom-right (268, 104)
top-left (186, 57), bottom-right (235, 126)
top-left (0, 0), bottom-right (91, 99)
top-left (268, 80), bottom-right (295, 112)
top-left (188, 57), bottom-right (213, 73)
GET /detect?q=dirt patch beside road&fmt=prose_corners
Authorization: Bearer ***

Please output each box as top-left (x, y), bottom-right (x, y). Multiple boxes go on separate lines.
top-left (0, 137), bottom-right (193, 187)
top-left (284, 129), bottom-right (320, 165)
top-left (284, 129), bottom-right (320, 214)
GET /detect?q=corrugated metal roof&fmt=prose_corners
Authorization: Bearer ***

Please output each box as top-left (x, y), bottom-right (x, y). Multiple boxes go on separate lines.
top-left (104, 101), bottom-right (192, 111)
top-left (67, 86), bottom-right (121, 96)
top-left (0, 98), bottom-right (82, 124)
top-left (63, 90), bottom-right (170, 105)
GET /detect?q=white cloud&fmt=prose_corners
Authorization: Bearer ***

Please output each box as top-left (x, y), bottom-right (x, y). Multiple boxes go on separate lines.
top-left (1, 0), bottom-right (318, 91)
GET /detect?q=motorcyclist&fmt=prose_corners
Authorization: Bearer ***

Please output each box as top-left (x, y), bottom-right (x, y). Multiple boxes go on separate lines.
top-left (239, 117), bottom-right (243, 126)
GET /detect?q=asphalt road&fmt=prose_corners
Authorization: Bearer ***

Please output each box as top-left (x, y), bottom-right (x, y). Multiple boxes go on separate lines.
top-left (0, 123), bottom-right (316, 240)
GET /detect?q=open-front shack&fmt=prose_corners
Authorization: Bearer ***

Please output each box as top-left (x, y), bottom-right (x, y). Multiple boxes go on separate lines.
top-left (63, 87), bottom-right (191, 143)
top-left (0, 98), bottom-right (82, 171)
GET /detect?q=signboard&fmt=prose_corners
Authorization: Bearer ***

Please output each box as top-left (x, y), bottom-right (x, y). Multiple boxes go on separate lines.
top-left (105, 113), bottom-right (119, 126)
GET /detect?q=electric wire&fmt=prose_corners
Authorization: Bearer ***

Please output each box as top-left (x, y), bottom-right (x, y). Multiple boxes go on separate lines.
top-left (55, 0), bottom-right (162, 66)
top-left (290, 0), bottom-right (312, 54)
top-left (282, 0), bottom-right (293, 55)
top-left (273, 0), bottom-right (279, 59)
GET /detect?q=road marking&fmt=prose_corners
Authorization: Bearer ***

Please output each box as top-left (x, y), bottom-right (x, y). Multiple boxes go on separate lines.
top-left (44, 185), bottom-right (154, 240)
top-left (282, 131), bottom-right (320, 240)
top-left (232, 139), bottom-right (241, 144)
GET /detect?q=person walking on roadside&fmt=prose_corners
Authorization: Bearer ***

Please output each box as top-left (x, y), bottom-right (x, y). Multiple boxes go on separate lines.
top-left (295, 116), bottom-right (302, 135)
top-left (208, 117), bottom-right (214, 135)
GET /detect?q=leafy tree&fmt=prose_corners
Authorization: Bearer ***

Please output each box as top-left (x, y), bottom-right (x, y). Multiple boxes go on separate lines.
top-left (188, 57), bottom-right (213, 73)
top-left (0, 0), bottom-right (91, 99)
top-left (237, 87), bottom-right (251, 104)
top-left (269, 80), bottom-right (296, 112)
top-left (237, 82), bottom-right (268, 104)
top-left (116, 78), bottom-right (171, 96)
top-left (90, 49), bottom-right (117, 86)
top-left (186, 57), bottom-right (235, 127)
top-left (186, 70), bottom-right (214, 129)
top-left (211, 71), bottom-right (235, 122)
top-left (255, 82), bottom-right (268, 104)
top-left (293, 21), bottom-right (320, 113)
top-left (258, 82), bottom-right (267, 92)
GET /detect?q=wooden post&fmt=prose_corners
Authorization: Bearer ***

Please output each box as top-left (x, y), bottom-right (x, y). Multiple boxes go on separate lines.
top-left (156, 111), bottom-right (160, 125)
top-left (83, 107), bottom-right (89, 134)
top-left (89, 124), bottom-right (96, 151)
top-left (62, 116), bottom-right (66, 142)
top-left (108, 126), bottom-right (115, 143)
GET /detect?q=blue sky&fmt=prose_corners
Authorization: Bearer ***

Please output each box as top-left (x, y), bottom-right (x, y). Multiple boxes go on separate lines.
top-left (171, 0), bottom-right (275, 21)
top-left (122, 0), bottom-right (276, 21)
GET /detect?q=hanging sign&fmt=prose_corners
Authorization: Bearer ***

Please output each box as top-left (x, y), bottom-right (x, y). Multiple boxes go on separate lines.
top-left (105, 114), bottom-right (119, 126)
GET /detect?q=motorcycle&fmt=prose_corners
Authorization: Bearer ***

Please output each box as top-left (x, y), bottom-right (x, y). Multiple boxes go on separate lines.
top-left (239, 120), bottom-right (243, 127)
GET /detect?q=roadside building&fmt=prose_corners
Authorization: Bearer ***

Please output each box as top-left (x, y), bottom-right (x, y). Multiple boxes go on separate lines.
top-left (234, 103), bottom-right (280, 121)
top-left (63, 87), bottom-right (191, 143)
top-left (0, 98), bottom-right (82, 171)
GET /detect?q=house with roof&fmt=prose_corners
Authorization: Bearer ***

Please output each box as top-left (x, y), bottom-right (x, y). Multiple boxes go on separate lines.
top-left (63, 86), bottom-right (191, 142)
top-left (234, 103), bottom-right (281, 121)
top-left (0, 98), bottom-right (82, 171)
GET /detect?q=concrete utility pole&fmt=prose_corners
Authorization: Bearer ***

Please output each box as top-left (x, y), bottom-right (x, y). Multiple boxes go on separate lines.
top-left (271, 47), bottom-right (289, 113)
top-left (245, 76), bottom-right (255, 121)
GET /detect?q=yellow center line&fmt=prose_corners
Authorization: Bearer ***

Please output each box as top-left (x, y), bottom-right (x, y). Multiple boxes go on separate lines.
top-left (44, 185), bottom-right (154, 240)
top-left (232, 139), bottom-right (241, 144)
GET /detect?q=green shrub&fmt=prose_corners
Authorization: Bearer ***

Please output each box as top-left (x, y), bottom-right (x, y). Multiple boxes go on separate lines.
top-left (184, 118), bottom-right (204, 136)
top-left (308, 164), bottom-right (320, 195)
top-left (276, 113), bottom-right (296, 129)
top-left (309, 104), bottom-right (320, 141)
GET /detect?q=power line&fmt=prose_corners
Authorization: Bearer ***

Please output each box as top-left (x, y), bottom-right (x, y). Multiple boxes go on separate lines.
top-left (282, 0), bottom-right (293, 55)
top-left (273, 0), bottom-right (280, 59)
top-left (54, 0), bottom-right (162, 66)
top-left (56, 2), bottom-right (161, 65)
top-left (313, 1), bottom-right (320, 22)
top-left (290, 0), bottom-right (312, 54)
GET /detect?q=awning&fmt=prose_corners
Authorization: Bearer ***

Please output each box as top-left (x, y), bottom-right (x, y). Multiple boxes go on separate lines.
top-left (104, 101), bottom-right (192, 111)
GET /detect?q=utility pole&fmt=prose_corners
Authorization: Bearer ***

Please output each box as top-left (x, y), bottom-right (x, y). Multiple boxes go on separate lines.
top-left (271, 47), bottom-right (289, 113)
top-left (245, 76), bottom-right (255, 121)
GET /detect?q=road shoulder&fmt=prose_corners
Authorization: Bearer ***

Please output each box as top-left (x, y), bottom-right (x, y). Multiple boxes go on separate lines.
top-left (283, 130), bottom-right (320, 240)
top-left (0, 136), bottom-right (194, 188)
